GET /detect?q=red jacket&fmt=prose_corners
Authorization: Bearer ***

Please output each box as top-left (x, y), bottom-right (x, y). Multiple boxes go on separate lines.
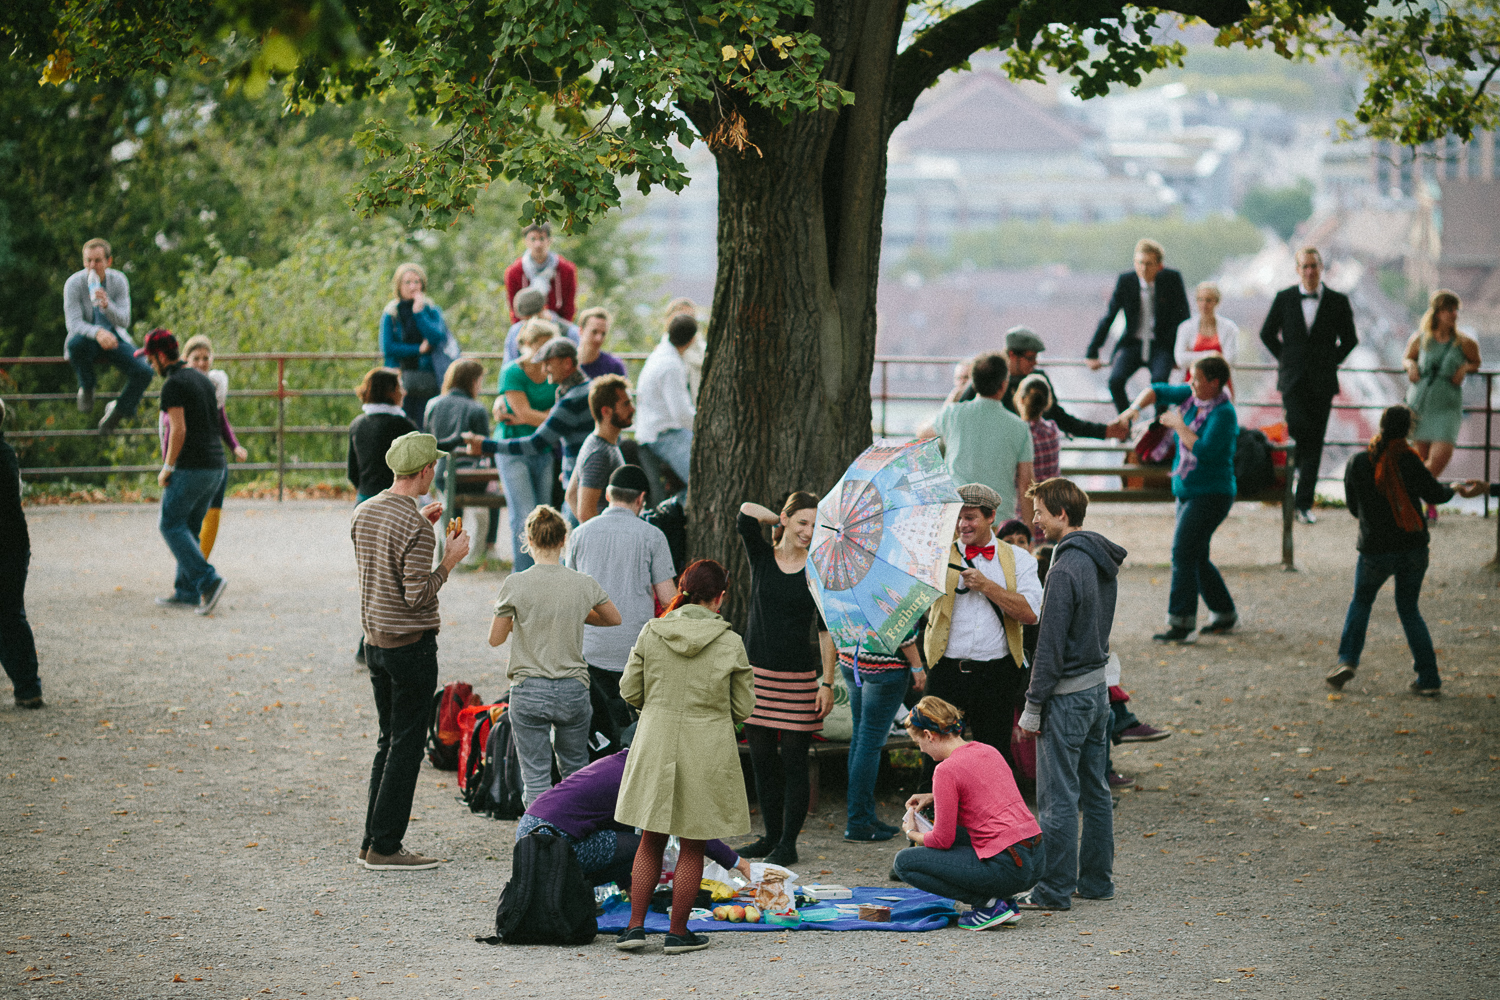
top-left (505, 255), bottom-right (578, 323)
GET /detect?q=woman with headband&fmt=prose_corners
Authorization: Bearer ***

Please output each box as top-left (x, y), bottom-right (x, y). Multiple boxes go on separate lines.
top-left (894, 696), bottom-right (1043, 930)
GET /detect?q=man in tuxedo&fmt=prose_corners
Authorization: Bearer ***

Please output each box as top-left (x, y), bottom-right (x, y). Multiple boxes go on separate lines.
top-left (1086, 239), bottom-right (1191, 412)
top-left (1258, 247), bottom-right (1359, 523)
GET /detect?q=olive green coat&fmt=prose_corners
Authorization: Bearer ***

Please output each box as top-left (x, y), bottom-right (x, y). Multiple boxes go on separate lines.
top-left (614, 604), bottom-right (755, 840)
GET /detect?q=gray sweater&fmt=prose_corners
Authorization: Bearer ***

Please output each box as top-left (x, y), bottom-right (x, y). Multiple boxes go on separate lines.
top-left (62, 268), bottom-right (132, 356)
top-left (1025, 530), bottom-right (1126, 713)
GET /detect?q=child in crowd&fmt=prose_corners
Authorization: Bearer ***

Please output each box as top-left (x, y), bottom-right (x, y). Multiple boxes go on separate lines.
top-left (1013, 375), bottom-right (1060, 544)
top-left (178, 336), bottom-right (248, 559)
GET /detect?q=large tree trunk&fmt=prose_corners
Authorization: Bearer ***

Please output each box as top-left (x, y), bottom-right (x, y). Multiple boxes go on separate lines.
top-left (684, 1), bottom-right (906, 626)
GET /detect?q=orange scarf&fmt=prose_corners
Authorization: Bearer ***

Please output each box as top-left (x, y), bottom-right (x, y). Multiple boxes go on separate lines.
top-left (1372, 438), bottom-right (1423, 533)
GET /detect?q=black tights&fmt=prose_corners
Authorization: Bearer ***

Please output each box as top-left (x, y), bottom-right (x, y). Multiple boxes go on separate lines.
top-left (744, 724), bottom-right (812, 850)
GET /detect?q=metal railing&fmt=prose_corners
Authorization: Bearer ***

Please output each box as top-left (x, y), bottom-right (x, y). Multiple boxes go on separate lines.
top-left (3, 351), bottom-right (1495, 517)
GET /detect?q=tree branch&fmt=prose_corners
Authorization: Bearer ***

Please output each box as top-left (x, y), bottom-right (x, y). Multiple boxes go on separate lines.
top-left (886, 0), bottom-right (1255, 132)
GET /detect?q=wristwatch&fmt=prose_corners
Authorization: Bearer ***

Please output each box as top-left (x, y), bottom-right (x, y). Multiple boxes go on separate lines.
top-left (818, 680), bottom-right (833, 689)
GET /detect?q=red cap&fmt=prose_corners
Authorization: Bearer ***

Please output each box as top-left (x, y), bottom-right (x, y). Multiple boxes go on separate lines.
top-left (134, 328), bottom-right (177, 358)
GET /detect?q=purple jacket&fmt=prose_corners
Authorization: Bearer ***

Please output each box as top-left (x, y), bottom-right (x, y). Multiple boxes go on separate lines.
top-left (527, 750), bottom-right (739, 871)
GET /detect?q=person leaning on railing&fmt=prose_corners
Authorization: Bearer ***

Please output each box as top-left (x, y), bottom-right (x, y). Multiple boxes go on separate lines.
top-left (380, 262), bottom-right (453, 427)
top-left (1402, 289), bottom-right (1482, 523)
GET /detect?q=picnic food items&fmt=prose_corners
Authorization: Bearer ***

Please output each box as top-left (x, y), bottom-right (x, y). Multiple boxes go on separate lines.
top-left (753, 864), bottom-right (796, 912)
top-left (448, 515), bottom-right (463, 536)
top-left (743, 905), bottom-right (762, 923)
top-left (858, 904), bottom-right (892, 922)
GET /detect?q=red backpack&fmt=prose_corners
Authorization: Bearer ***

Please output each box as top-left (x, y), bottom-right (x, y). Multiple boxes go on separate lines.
top-left (427, 682), bottom-right (481, 770)
top-left (458, 702), bottom-right (505, 792)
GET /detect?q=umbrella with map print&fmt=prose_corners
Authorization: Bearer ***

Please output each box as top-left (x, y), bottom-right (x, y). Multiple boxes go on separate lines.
top-left (808, 439), bottom-right (963, 677)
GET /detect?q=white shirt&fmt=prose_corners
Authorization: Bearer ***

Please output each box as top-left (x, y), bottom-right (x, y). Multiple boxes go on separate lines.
top-left (943, 542), bottom-right (1043, 662)
top-left (634, 339), bottom-right (696, 444)
top-left (1174, 315), bottom-right (1239, 371)
top-left (1299, 283), bottom-right (1322, 330)
top-left (1138, 278), bottom-right (1156, 360)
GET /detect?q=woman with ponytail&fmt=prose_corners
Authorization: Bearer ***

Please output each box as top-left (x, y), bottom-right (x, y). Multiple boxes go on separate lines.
top-left (736, 491), bottom-right (834, 867)
top-left (1326, 405), bottom-right (1455, 696)
top-left (614, 559), bottom-right (754, 955)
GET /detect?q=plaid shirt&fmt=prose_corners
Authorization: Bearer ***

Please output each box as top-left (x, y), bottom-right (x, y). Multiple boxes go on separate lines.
top-left (1029, 417), bottom-right (1060, 483)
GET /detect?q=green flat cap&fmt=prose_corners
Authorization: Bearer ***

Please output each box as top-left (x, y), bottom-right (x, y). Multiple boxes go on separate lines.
top-left (386, 431), bottom-right (448, 476)
top-left (1006, 326), bottom-right (1047, 354)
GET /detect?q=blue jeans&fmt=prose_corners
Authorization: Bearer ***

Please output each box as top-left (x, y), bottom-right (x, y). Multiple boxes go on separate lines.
top-left (1336, 549), bottom-right (1438, 688)
top-left (1107, 344), bottom-right (1175, 412)
top-left (364, 631), bottom-right (439, 856)
top-left (1032, 685), bottom-right (1113, 908)
top-left (894, 828), bottom-right (1042, 906)
top-left (1168, 493), bottom-right (1236, 628)
top-left (508, 676), bottom-right (592, 807)
top-left (497, 450), bottom-right (553, 572)
top-left (66, 333), bottom-right (154, 418)
top-left (158, 466), bottom-right (224, 602)
top-left (648, 428), bottom-right (692, 486)
top-left (840, 664), bottom-right (908, 830)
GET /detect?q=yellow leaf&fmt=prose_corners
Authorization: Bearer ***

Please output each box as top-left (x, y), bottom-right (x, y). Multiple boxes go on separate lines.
top-left (721, 45), bottom-right (738, 61)
top-left (40, 49), bottom-right (73, 86)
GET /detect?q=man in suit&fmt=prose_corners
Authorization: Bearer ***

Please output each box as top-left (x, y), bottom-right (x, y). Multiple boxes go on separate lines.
top-left (1259, 247), bottom-right (1359, 523)
top-left (1086, 239), bottom-right (1191, 412)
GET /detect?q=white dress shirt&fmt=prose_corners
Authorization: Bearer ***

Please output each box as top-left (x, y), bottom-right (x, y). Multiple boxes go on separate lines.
top-left (1299, 283), bottom-right (1322, 330)
top-left (943, 542), bottom-right (1043, 662)
top-left (1138, 278), bottom-right (1156, 360)
top-left (634, 339), bottom-right (696, 444)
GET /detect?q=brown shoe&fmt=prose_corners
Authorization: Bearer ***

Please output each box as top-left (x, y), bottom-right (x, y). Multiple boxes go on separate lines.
top-left (364, 847), bottom-right (439, 871)
top-left (357, 848), bottom-right (368, 866)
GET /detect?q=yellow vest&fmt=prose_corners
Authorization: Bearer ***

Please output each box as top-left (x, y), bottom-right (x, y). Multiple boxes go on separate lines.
top-left (923, 540), bottom-right (1026, 668)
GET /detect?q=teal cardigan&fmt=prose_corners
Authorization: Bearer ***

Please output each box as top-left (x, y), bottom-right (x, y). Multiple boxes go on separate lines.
top-left (1154, 383), bottom-right (1238, 499)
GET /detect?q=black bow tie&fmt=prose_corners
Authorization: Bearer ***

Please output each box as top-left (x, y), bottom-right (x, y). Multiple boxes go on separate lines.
top-left (1301, 291), bottom-right (1319, 299)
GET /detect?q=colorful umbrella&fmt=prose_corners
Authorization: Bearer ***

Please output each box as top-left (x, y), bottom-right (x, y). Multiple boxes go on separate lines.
top-left (808, 439), bottom-right (962, 678)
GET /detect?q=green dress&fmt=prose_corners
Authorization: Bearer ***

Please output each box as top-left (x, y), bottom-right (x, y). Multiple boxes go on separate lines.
top-left (1405, 335), bottom-right (1466, 444)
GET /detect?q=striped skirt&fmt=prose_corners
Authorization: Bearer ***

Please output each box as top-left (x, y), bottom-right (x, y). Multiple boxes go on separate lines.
top-left (742, 665), bottom-right (823, 733)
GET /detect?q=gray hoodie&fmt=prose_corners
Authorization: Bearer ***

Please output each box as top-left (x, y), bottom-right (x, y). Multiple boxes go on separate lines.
top-left (1025, 529), bottom-right (1127, 713)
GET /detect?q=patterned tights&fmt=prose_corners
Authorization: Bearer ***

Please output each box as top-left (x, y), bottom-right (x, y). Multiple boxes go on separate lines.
top-left (627, 830), bottom-right (706, 937)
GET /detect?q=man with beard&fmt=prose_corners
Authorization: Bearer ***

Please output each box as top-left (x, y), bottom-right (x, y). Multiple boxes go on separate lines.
top-left (566, 375), bottom-right (635, 523)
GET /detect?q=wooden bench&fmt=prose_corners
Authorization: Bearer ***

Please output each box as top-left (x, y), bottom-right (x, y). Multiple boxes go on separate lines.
top-left (738, 733), bottom-right (918, 812)
top-left (1055, 441), bottom-right (1298, 571)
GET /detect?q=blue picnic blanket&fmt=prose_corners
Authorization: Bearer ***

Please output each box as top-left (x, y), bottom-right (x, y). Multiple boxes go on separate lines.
top-left (596, 886), bottom-right (957, 934)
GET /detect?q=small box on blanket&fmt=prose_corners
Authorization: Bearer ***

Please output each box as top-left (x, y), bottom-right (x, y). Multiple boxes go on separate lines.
top-left (803, 883), bottom-right (852, 900)
top-left (858, 904), bottom-right (892, 922)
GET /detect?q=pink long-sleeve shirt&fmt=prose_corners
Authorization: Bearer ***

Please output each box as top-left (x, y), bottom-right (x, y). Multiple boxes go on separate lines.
top-left (926, 741), bottom-right (1042, 859)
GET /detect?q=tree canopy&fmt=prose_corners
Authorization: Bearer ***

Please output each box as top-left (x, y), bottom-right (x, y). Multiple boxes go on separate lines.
top-left (10, 0), bottom-right (1494, 236)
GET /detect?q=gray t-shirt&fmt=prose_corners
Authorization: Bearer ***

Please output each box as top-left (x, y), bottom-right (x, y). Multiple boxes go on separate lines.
top-left (493, 563), bottom-right (609, 686)
top-left (564, 506), bottom-right (676, 672)
top-left (567, 431), bottom-right (623, 496)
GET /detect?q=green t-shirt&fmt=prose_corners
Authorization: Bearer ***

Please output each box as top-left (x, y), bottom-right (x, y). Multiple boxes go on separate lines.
top-left (934, 397), bottom-right (1036, 520)
top-left (498, 361), bottom-right (557, 440)
top-left (493, 563), bottom-right (610, 685)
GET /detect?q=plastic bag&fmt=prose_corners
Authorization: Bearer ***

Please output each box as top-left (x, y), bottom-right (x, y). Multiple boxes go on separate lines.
top-left (748, 863), bottom-right (798, 912)
top-left (902, 806), bottom-right (933, 834)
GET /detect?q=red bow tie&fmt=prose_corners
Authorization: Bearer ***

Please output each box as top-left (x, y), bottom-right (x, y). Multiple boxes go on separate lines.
top-left (965, 543), bottom-right (995, 562)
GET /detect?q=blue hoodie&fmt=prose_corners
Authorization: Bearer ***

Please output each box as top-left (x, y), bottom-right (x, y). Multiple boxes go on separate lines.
top-left (1025, 529), bottom-right (1127, 714)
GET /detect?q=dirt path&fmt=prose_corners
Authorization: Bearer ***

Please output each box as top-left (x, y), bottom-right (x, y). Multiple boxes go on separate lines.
top-left (2, 500), bottom-right (1496, 999)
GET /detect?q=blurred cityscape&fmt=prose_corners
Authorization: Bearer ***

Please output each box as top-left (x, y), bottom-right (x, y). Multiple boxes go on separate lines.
top-left (627, 36), bottom-right (1500, 491)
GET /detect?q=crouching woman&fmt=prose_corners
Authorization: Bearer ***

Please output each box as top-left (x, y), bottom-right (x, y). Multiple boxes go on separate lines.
top-left (894, 696), bottom-right (1044, 930)
top-left (612, 559), bottom-right (755, 955)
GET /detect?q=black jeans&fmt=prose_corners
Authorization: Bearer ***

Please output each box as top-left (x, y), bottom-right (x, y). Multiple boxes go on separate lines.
top-left (1283, 391), bottom-right (1333, 511)
top-left (744, 725), bottom-right (813, 848)
top-left (363, 631), bottom-right (440, 856)
top-left (1108, 343), bottom-right (1176, 412)
top-left (0, 553), bottom-right (40, 701)
top-left (923, 656), bottom-right (1027, 790)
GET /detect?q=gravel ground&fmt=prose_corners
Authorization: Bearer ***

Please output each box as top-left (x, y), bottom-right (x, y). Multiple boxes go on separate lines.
top-left (2, 499), bottom-right (1497, 999)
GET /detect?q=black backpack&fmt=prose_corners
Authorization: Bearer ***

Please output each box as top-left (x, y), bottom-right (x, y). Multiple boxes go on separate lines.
top-left (471, 707), bottom-right (525, 821)
top-left (643, 494), bottom-right (687, 575)
top-left (484, 828), bottom-right (597, 946)
top-left (1235, 428), bottom-right (1275, 497)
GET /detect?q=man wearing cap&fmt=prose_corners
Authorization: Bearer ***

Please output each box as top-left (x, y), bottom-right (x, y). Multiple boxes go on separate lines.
top-left (920, 352), bottom-right (1035, 525)
top-left (505, 222), bottom-right (578, 324)
top-left (960, 328), bottom-right (1124, 441)
top-left (503, 286), bottom-right (581, 364)
top-left (351, 431), bottom-right (471, 871)
top-left (920, 483), bottom-right (1042, 783)
top-left (464, 338), bottom-right (595, 522)
top-left (564, 465), bottom-right (677, 740)
top-left (144, 329), bottom-right (229, 615)
top-left (566, 374), bottom-right (634, 523)
top-left (63, 238), bottom-right (156, 433)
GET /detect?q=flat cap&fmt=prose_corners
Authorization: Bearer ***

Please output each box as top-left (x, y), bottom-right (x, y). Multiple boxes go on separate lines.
top-left (956, 482), bottom-right (1004, 512)
top-left (385, 431), bottom-right (448, 477)
top-left (513, 287), bottom-right (546, 317)
top-left (534, 337), bottom-right (578, 362)
top-left (1005, 326), bottom-right (1046, 354)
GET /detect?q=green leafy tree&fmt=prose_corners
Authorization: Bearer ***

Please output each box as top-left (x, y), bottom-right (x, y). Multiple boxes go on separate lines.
top-left (10, 0), bottom-right (1481, 603)
top-left (1238, 179), bottom-right (1315, 241)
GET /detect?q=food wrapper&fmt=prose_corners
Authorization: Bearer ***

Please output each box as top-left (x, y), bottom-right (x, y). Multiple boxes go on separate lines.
top-left (748, 863), bottom-right (798, 912)
top-left (902, 806), bottom-right (934, 834)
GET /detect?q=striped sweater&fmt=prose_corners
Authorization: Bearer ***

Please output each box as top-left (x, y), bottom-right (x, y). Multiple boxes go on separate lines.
top-left (482, 380), bottom-right (593, 483)
top-left (351, 491), bottom-right (450, 648)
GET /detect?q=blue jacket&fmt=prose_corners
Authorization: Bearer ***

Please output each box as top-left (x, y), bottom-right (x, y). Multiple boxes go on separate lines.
top-left (380, 300), bottom-right (451, 372)
top-left (1154, 383), bottom-right (1237, 499)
